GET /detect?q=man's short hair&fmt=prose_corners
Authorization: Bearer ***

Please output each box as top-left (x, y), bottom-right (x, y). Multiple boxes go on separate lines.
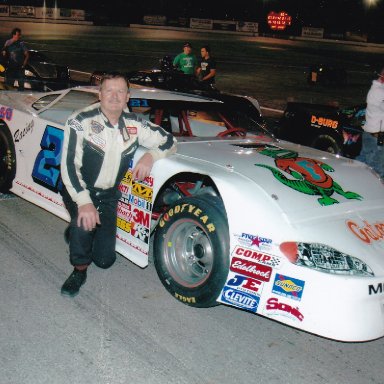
top-left (11, 28), bottom-right (21, 37)
top-left (201, 45), bottom-right (211, 53)
top-left (100, 71), bottom-right (130, 89)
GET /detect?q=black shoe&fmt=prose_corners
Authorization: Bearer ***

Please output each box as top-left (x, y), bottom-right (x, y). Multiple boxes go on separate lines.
top-left (61, 269), bottom-right (87, 297)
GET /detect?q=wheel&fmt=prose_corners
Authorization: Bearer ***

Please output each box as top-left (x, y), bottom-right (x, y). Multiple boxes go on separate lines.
top-left (0, 122), bottom-right (16, 192)
top-left (154, 196), bottom-right (229, 307)
top-left (311, 132), bottom-right (342, 154)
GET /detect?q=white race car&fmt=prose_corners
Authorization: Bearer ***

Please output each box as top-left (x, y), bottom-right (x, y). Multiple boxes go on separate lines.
top-left (1, 86), bottom-right (383, 342)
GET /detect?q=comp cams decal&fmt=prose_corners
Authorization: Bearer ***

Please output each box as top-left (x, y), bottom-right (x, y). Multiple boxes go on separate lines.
top-left (232, 245), bottom-right (282, 268)
top-left (234, 143), bottom-right (363, 206)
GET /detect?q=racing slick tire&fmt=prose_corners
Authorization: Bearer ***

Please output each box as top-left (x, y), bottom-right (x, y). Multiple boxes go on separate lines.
top-left (311, 131), bottom-right (342, 155)
top-left (0, 122), bottom-right (16, 192)
top-left (154, 196), bottom-right (229, 308)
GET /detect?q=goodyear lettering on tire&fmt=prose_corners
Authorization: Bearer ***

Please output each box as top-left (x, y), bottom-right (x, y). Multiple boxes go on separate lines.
top-left (159, 203), bottom-right (216, 232)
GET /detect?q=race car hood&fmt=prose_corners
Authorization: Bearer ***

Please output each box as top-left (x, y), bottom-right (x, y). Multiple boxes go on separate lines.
top-left (176, 137), bottom-right (383, 222)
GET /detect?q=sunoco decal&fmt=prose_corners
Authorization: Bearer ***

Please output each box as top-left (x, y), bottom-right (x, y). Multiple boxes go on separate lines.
top-left (221, 286), bottom-right (260, 312)
top-left (272, 274), bottom-right (305, 301)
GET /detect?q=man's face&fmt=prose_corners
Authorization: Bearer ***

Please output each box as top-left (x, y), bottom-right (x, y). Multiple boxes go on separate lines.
top-left (99, 77), bottom-right (130, 116)
top-left (13, 32), bottom-right (21, 41)
top-left (183, 46), bottom-right (192, 55)
top-left (201, 48), bottom-right (208, 58)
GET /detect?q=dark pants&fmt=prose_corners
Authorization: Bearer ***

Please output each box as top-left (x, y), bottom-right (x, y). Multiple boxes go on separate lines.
top-left (5, 66), bottom-right (25, 90)
top-left (62, 188), bottom-right (119, 269)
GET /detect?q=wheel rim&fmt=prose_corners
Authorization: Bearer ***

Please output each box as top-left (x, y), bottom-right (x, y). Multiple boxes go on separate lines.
top-left (163, 218), bottom-right (214, 288)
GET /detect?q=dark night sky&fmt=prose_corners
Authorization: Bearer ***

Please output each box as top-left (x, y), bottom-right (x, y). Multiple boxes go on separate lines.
top-left (1, 0), bottom-right (383, 33)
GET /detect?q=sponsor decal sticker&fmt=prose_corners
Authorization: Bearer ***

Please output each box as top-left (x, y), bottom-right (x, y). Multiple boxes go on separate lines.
top-left (347, 219), bottom-right (384, 244)
top-left (126, 126), bottom-right (137, 135)
top-left (272, 274), bottom-right (305, 301)
top-left (233, 245), bottom-right (281, 268)
top-left (230, 257), bottom-right (272, 282)
top-left (311, 115), bottom-right (338, 129)
top-left (226, 273), bottom-right (263, 295)
top-left (233, 143), bottom-right (363, 206)
top-left (68, 118), bottom-right (83, 131)
top-left (264, 297), bottom-right (304, 322)
top-left (0, 106), bottom-right (13, 121)
top-left (159, 203), bottom-right (216, 233)
top-left (14, 120), bottom-right (34, 143)
top-left (91, 120), bottom-right (104, 134)
top-left (221, 286), bottom-right (260, 312)
top-left (368, 283), bottom-right (384, 295)
top-left (236, 233), bottom-right (273, 250)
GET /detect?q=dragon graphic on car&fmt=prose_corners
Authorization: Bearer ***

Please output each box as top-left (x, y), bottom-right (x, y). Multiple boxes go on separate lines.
top-left (234, 144), bottom-right (362, 206)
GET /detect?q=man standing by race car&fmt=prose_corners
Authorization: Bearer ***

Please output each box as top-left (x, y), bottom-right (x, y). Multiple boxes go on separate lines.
top-left (60, 72), bottom-right (177, 297)
top-left (196, 45), bottom-right (217, 89)
top-left (355, 68), bottom-right (384, 178)
top-left (173, 42), bottom-right (197, 75)
top-left (1, 28), bottom-right (29, 90)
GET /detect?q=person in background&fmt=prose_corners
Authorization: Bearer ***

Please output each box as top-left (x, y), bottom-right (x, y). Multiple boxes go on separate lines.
top-left (1, 27), bottom-right (29, 90)
top-left (355, 68), bottom-right (384, 178)
top-left (172, 42), bottom-right (197, 75)
top-left (60, 72), bottom-right (177, 297)
top-left (196, 45), bottom-right (216, 88)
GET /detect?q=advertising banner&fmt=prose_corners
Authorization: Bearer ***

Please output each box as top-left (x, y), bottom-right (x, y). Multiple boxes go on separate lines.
top-left (0, 5), bottom-right (9, 16)
top-left (213, 20), bottom-right (237, 31)
top-left (143, 15), bottom-right (167, 26)
top-left (302, 27), bottom-right (324, 39)
top-left (237, 21), bottom-right (258, 33)
top-left (9, 5), bottom-right (35, 18)
top-left (190, 18), bottom-right (213, 30)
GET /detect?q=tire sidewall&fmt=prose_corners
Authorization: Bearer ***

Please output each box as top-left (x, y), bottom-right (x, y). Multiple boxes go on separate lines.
top-left (154, 196), bottom-right (229, 307)
top-left (0, 122), bottom-right (16, 192)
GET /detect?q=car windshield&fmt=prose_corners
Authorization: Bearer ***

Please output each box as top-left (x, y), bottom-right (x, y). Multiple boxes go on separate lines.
top-left (129, 99), bottom-right (269, 138)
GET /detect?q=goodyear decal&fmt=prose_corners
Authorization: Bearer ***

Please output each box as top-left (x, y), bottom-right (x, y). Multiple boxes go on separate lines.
top-left (311, 115), bottom-right (338, 129)
top-left (159, 203), bottom-right (216, 233)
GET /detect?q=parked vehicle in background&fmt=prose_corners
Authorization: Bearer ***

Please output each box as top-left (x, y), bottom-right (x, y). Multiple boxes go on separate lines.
top-left (0, 50), bottom-right (71, 91)
top-left (275, 102), bottom-right (365, 158)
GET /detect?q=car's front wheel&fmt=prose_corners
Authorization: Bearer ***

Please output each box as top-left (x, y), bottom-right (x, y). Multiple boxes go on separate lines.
top-left (154, 196), bottom-right (229, 307)
top-left (0, 122), bottom-right (16, 192)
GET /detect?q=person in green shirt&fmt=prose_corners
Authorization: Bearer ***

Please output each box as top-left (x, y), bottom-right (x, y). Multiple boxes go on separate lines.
top-left (172, 42), bottom-right (198, 75)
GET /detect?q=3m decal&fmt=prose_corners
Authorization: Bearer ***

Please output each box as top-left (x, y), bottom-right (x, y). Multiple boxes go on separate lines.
top-left (234, 144), bottom-right (362, 206)
top-left (32, 125), bottom-right (63, 193)
top-left (311, 115), bottom-right (338, 129)
top-left (226, 274), bottom-right (263, 294)
top-left (264, 297), bottom-right (304, 322)
top-left (347, 219), bottom-right (384, 244)
top-left (233, 246), bottom-right (281, 268)
top-left (159, 203), bottom-right (216, 233)
top-left (272, 274), bottom-right (305, 301)
top-left (230, 257), bottom-right (272, 282)
top-left (0, 106), bottom-right (13, 121)
top-left (14, 120), bottom-right (34, 142)
top-left (221, 286), bottom-right (260, 312)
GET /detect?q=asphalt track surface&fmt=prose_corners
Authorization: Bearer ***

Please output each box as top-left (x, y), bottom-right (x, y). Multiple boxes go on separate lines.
top-left (1, 22), bottom-right (384, 384)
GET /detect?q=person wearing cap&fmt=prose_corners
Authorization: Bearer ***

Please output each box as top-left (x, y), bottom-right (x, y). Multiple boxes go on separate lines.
top-left (172, 42), bottom-right (198, 75)
top-left (355, 68), bottom-right (384, 178)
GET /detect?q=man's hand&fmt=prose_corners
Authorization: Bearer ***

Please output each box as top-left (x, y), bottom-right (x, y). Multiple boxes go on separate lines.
top-left (132, 153), bottom-right (154, 181)
top-left (77, 203), bottom-right (101, 231)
